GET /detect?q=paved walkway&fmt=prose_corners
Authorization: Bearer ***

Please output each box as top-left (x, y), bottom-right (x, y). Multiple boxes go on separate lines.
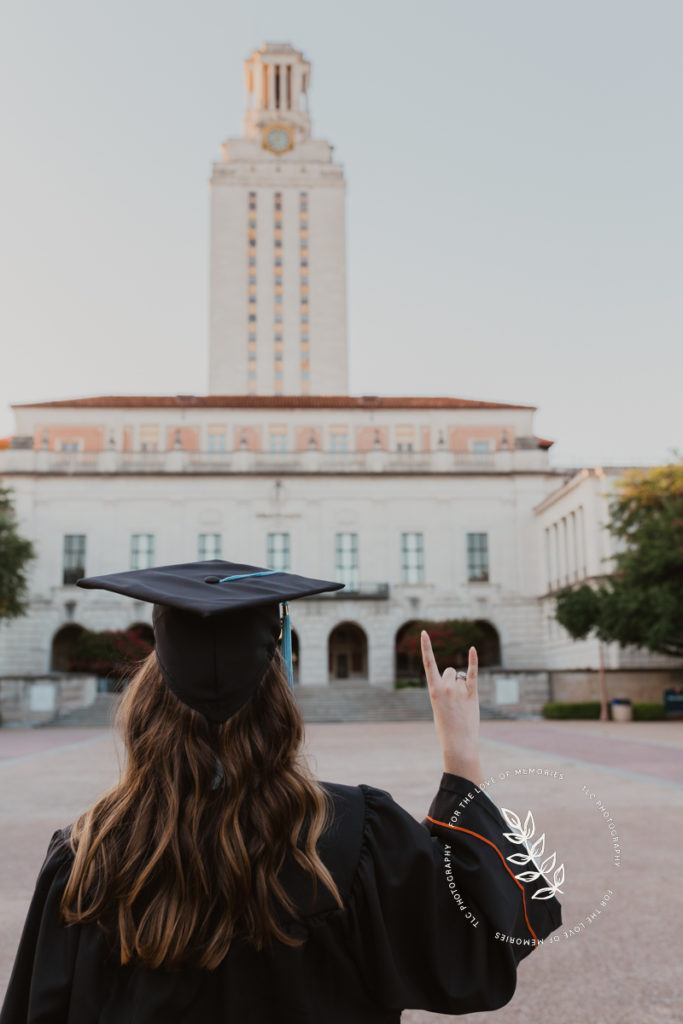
top-left (1, 720), bottom-right (681, 1023)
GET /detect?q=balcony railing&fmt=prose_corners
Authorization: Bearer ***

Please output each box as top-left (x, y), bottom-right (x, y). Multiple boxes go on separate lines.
top-left (313, 582), bottom-right (390, 600)
top-left (0, 447), bottom-right (551, 475)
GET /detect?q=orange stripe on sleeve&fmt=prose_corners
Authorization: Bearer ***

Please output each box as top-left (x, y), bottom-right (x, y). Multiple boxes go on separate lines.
top-left (425, 814), bottom-right (539, 946)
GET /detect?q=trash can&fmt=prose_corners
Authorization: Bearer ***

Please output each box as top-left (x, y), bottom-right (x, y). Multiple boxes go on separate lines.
top-left (611, 698), bottom-right (633, 722)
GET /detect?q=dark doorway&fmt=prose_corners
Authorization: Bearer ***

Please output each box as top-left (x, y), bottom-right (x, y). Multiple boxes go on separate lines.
top-left (474, 620), bottom-right (502, 667)
top-left (50, 624), bottom-right (85, 671)
top-left (328, 622), bottom-right (368, 682)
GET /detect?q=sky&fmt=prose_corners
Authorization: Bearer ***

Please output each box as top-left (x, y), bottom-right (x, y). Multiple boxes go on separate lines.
top-left (1, 0), bottom-right (681, 468)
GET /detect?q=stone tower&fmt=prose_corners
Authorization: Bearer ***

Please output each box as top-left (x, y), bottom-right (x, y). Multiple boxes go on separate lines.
top-left (209, 43), bottom-right (348, 396)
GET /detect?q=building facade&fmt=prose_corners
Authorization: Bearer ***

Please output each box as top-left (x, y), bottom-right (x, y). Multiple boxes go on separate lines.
top-left (1, 43), bottom-right (679, 714)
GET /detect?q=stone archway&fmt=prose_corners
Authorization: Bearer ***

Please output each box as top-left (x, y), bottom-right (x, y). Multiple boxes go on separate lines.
top-left (474, 620), bottom-right (502, 667)
top-left (395, 620), bottom-right (423, 683)
top-left (50, 624), bottom-right (85, 671)
top-left (328, 622), bottom-right (368, 682)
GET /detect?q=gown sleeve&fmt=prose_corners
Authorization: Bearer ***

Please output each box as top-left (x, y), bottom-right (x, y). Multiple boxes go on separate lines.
top-left (340, 772), bottom-right (562, 1015)
top-left (0, 829), bottom-right (78, 1024)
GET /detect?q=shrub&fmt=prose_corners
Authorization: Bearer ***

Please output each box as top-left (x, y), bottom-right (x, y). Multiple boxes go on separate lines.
top-left (542, 701), bottom-right (602, 720)
top-left (632, 702), bottom-right (666, 721)
top-left (395, 677), bottom-right (425, 690)
top-left (66, 628), bottom-right (153, 682)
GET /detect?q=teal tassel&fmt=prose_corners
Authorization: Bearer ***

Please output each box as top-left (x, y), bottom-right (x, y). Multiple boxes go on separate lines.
top-left (282, 603), bottom-right (294, 691)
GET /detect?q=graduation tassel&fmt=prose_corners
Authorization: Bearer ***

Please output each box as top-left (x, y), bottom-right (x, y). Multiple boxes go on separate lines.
top-left (282, 602), bottom-right (294, 691)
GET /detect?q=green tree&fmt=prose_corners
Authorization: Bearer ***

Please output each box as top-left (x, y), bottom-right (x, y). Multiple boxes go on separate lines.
top-left (0, 486), bottom-right (36, 621)
top-left (555, 457), bottom-right (683, 658)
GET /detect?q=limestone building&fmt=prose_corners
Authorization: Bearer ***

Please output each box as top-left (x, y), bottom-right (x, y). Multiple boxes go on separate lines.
top-left (0, 43), bottom-right (679, 719)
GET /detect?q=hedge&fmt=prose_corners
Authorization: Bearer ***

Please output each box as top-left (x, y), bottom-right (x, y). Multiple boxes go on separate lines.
top-left (632, 702), bottom-right (666, 721)
top-left (543, 700), bottom-right (667, 720)
top-left (542, 701), bottom-right (601, 719)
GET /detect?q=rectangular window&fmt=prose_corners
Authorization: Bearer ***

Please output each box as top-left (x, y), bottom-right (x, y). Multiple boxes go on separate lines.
top-left (131, 533), bottom-right (155, 570)
top-left (267, 532), bottom-right (290, 571)
top-left (139, 424), bottom-right (159, 452)
top-left (466, 533), bottom-right (489, 582)
top-left (63, 534), bottom-right (86, 585)
top-left (401, 532), bottom-right (424, 584)
top-left (471, 440), bottom-right (492, 453)
top-left (198, 533), bottom-right (221, 559)
top-left (269, 428), bottom-right (287, 452)
top-left (208, 427), bottom-right (227, 452)
top-left (330, 429), bottom-right (348, 453)
top-left (335, 533), bottom-right (359, 589)
top-left (395, 425), bottom-right (414, 453)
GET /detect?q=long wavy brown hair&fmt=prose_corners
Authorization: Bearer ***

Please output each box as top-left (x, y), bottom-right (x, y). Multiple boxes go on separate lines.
top-left (61, 648), bottom-right (342, 969)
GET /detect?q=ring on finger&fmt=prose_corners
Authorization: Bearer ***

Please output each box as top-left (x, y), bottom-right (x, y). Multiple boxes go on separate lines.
top-left (456, 671), bottom-right (468, 680)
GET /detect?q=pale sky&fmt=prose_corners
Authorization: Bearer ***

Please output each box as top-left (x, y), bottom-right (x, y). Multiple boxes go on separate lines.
top-left (1, 0), bottom-right (681, 467)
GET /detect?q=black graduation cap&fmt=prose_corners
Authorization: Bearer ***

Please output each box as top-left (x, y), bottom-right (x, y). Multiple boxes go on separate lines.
top-left (77, 560), bottom-right (344, 722)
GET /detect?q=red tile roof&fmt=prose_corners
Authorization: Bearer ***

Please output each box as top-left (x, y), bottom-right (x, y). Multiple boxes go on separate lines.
top-left (12, 393), bottom-right (537, 411)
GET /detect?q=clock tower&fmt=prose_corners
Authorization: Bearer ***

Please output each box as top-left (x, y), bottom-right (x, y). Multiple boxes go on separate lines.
top-left (209, 43), bottom-right (348, 396)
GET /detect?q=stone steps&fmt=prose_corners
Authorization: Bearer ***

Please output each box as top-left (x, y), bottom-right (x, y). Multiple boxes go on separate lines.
top-left (294, 685), bottom-right (511, 722)
top-left (48, 693), bottom-right (121, 728)
top-left (48, 686), bottom-right (512, 727)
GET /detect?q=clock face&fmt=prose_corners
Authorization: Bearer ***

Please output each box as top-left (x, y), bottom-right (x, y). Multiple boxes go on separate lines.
top-left (263, 126), bottom-right (293, 154)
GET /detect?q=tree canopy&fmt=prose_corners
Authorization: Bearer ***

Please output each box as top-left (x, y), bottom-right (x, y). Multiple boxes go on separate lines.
top-left (0, 486), bottom-right (36, 622)
top-left (555, 458), bottom-right (683, 657)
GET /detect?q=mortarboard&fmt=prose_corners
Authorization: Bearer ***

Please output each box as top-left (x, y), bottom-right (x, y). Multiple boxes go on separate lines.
top-left (77, 560), bottom-right (344, 722)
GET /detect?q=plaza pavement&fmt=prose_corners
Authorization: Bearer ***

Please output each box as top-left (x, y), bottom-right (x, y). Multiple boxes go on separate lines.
top-left (1, 718), bottom-right (681, 1024)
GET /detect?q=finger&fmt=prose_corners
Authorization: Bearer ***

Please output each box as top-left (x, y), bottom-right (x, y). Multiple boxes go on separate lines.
top-left (420, 631), bottom-right (440, 687)
top-left (468, 646), bottom-right (478, 675)
top-left (467, 646), bottom-right (479, 691)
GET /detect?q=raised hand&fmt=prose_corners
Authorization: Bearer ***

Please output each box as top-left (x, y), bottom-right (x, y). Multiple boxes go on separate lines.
top-left (420, 632), bottom-right (483, 787)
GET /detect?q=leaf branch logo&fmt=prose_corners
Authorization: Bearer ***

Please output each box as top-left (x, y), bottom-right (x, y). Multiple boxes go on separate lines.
top-left (501, 807), bottom-right (565, 900)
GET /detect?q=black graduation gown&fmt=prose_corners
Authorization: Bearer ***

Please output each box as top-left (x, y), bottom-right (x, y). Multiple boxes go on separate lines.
top-left (1, 773), bottom-right (562, 1023)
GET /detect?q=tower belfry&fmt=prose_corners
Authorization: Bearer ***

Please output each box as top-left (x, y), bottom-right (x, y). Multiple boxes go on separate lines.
top-left (242, 43), bottom-right (312, 141)
top-left (209, 43), bottom-right (348, 397)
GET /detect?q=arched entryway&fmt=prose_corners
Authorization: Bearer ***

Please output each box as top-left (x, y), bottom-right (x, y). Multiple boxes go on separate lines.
top-left (50, 624), bottom-right (85, 671)
top-left (395, 620), bottom-right (423, 683)
top-left (475, 620), bottom-right (502, 667)
top-left (328, 622), bottom-right (368, 682)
